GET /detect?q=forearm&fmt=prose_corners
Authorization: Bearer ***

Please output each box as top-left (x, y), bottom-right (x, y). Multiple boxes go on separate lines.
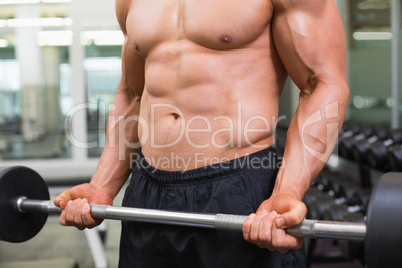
top-left (273, 81), bottom-right (349, 200)
top-left (90, 89), bottom-right (142, 198)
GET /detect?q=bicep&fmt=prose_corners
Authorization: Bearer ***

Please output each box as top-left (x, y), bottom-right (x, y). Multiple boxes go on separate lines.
top-left (115, 1), bottom-right (144, 99)
top-left (271, 0), bottom-right (347, 94)
top-left (115, 0), bottom-right (145, 98)
top-left (115, 0), bottom-right (129, 34)
top-left (118, 39), bottom-right (145, 99)
top-left (111, 43), bottom-right (144, 122)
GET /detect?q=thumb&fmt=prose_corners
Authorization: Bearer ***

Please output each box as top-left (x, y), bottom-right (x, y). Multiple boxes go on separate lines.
top-left (275, 202), bottom-right (306, 229)
top-left (256, 199), bottom-right (272, 215)
top-left (54, 190), bottom-right (71, 209)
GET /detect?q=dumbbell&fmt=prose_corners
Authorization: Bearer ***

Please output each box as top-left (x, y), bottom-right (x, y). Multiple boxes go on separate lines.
top-left (338, 126), bottom-right (374, 159)
top-left (321, 187), bottom-right (369, 262)
top-left (314, 172), bottom-right (350, 193)
top-left (305, 173), bottom-right (341, 219)
top-left (316, 182), bottom-right (364, 221)
top-left (340, 121), bottom-right (363, 136)
top-left (367, 129), bottom-right (402, 171)
top-left (322, 203), bottom-right (350, 222)
top-left (312, 172), bottom-right (370, 219)
top-left (347, 188), bottom-right (371, 214)
top-left (304, 172), bottom-right (369, 262)
top-left (1, 166), bottom-right (402, 268)
top-left (352, 127), bottom-right (390, 164)
top-left (315, 172), bottom-right (360, 201)
top-left (323, 187), bottom-right (370, 220)
top-left (308, 193), bottom-right (336, 220)
top-left (386, 143), bottom-right (402, 171)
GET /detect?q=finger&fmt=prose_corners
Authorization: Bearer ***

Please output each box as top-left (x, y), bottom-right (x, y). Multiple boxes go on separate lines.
top-left (73, 199), bottom-right (86, 230)
top-left (272, 223), bottom-right (304, 253)
top-left (257, 211), bottom-right (278, 251)
top-left (275, 202), bottom-right (307, 229)
top-left (242, 213), bottom-right (256, 242)
top-left (255, 200), bottom-right (271, 214)
top-left (81, 201), bottom-right (98, 228)
top-left (54, 190), bottom-right (72, 209)
top-left (59, 200), bottom-right (72, 226)
top-left (65, 199), bottom-right (79, 226)
top-left (249, 212), bottom-right (267, 248)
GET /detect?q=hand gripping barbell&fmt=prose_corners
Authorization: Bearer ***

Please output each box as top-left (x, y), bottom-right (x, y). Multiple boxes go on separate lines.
top-left (0, 166), bottom-right (401, 268)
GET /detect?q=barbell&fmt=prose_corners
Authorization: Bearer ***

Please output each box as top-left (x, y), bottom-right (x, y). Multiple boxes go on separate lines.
top-left (0, 166), bottom-right (401, 268)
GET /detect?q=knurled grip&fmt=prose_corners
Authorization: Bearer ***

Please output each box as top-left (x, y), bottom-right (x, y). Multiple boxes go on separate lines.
top-left (286, 219), bottom-right (316, 238)
top-left (90, 204), bottom-right (108, 219)
top-left (214, 214), bottom-right (248, 230)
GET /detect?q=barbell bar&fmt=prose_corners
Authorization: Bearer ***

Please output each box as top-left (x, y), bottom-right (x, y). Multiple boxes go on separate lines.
top-left (16, 197), bottom-right (367, 241)
top-left (1, 166), bottom-right (402, 268)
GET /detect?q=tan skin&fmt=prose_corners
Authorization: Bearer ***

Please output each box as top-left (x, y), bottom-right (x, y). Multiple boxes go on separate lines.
top-left (55, 0), bottom-right (349, 253)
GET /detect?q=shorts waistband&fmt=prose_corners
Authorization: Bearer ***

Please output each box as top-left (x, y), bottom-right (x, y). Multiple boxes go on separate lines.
top-left (134, 147), bottom-right (280, 186)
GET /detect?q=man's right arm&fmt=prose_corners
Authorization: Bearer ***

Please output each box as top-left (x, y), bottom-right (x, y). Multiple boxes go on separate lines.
top-left (54, 0), bottom-right (145, 229)
top-left (90, 0), bottom-right (145, 198)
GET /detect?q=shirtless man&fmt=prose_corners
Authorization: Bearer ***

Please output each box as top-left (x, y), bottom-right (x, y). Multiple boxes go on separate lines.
top-left (55, 0), bottom-right (349, 266)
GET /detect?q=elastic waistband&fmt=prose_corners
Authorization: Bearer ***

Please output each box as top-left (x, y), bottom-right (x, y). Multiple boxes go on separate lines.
top-left (134, 147), bottom-right (280, 186)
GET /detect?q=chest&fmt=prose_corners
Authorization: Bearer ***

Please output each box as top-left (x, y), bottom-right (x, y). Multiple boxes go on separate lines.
top-left (126, 0), bottom-right (273, 55)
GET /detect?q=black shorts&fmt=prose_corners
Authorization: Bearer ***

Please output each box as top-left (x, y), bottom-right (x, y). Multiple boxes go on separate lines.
top-left (118, 147), bottom-right (306, 268)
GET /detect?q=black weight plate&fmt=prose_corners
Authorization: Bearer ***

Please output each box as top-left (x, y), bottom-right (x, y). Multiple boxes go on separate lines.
top-left (365, 173), bottom-right (402, 268)
top-left (0, 166), bottom-right (49, 243)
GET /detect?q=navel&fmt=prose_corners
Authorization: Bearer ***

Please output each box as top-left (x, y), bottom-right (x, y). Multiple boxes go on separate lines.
top-left (219, 34), bottom-right (233, 44)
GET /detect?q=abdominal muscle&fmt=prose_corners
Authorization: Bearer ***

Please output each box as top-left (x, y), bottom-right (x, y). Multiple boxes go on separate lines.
top-left (137, 41), bottom-right (285, 171)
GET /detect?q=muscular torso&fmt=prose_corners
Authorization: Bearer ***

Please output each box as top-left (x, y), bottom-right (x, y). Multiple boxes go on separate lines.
top-left (122, 0), bottom-right (288, 170)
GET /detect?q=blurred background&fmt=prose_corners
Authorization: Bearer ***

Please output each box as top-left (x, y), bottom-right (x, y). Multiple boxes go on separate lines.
top-left (0, 0), bottom-right (121, 171)
top-left (0, 0), bottom-right (401, 267)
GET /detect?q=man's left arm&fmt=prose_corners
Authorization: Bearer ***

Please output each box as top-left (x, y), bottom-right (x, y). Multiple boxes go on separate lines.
top-left (243, 0), bottom-right (350, 252)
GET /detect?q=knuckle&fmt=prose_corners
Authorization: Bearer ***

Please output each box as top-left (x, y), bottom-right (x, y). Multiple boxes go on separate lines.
top-left (287, 214), bottom-right (299, 225)
top-left (243, 219), bottom-right (251, 227)
top-left (298, 202), bottom-right (307, 213)
top-left (59, 217), bottom-right (67, 226)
